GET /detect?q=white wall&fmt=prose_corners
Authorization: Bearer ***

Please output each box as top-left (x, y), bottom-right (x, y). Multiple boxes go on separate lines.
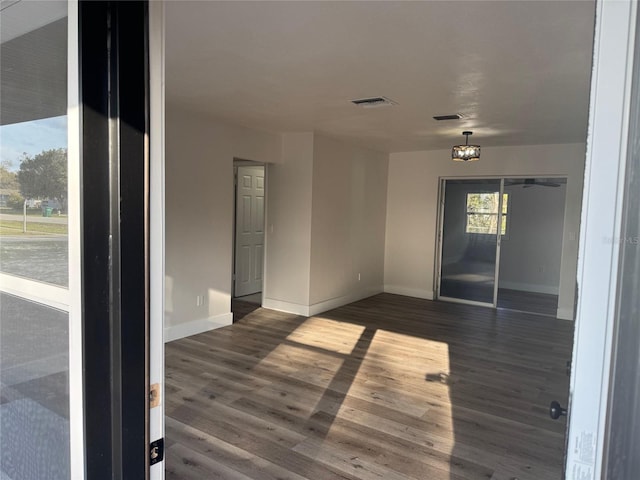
top-left (165, 104), bottom-right (281, 341)
top-left (499, 183), bottom-right (567, 294)
top-left (309, 135), bottom-right (388, 309)
top-left (263, 133), bottom-right (314, 309)
top-left (263, 133), bottom-right (389, 316)
top-left (166, 114), bottom-right (389, 338)
top-left (384, 143), bottom-right (585, 319)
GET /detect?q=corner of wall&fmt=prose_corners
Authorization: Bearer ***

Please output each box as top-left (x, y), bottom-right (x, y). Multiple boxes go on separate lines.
top-left (164, 312), bottom-right (233, 343)
top-left (556, 306), bottom-right (574, 321)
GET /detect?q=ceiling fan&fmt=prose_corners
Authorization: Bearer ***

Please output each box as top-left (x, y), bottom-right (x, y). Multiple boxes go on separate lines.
top-left (507, 178), bottom-right (562, 188)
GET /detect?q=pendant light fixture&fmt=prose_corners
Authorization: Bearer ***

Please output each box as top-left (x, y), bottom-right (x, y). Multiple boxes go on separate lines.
top-left (452, 131), bottom-right (480, 162)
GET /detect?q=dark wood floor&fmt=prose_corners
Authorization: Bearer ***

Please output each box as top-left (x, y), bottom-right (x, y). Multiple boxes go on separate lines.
top-left (232, 298), bottom-right (261, 323)
top-left (497, 289), bottom-right (559, 317)
top-left (165, 293), bottom-right (573, 480)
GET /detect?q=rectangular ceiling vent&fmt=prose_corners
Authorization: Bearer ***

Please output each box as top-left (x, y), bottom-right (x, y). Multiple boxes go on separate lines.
top-left (351, 96), bottom-right (397, 108)
top-left (433, 113), bottom-right (464, 121)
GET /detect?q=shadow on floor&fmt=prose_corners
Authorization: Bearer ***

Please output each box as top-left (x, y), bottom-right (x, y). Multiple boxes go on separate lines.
top-left (232, 295), bottom-right (261, 323)
top-left (165, 293), bottom-right (573, 480)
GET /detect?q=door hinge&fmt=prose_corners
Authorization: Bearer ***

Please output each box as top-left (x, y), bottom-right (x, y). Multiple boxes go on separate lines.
top-left (150, 438), bottom-right (164, 466)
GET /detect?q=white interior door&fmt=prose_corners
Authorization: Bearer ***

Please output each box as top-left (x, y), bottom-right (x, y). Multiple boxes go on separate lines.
top-left (234, 165), bottom-right (265, 297)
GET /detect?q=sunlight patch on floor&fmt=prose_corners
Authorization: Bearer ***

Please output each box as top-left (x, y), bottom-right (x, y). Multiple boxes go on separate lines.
top-left (284, 316), bottom-right (366, 355)
top-left (347, 330), bottom-right (455, 457)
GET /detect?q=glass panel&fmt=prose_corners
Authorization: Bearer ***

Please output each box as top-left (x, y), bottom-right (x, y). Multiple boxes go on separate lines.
top-left (0, 3), bottom-right (68, 287)
top-left (497, 177), bottom-right (567, 316)
top-left (440, 179), bottom-right (500, 304)
top-left (0, 293), bottom-right (69, 479)
top-left (0, 3), bottom-right (71, 479)
top-left (465, 192), bottom-right (508, 235)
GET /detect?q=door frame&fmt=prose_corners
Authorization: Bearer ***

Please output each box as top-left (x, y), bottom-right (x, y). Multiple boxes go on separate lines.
top-left (435, 175), bottom-right (567, 309)
top-left (79, 1), bottom-right (151, 477)
top-left (149, 1), bottom-right (165, 478)
top-left (602, 5), bottom-right (640, 475)
top-left (437, 177), bottom-right (503, 307)
top-left (143, 0), bottom-right (637, 477)
top-left (146, 0), bottom-right (634, 477)
top-left (566, 0), bottom-right (638, 476)
top-left (232, 159), bottom-right (266, 300)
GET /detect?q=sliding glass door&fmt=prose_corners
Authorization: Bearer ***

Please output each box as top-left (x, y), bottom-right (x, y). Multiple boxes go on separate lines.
top-left (0, 2), bottom-right (81, 478)
top-left (438, 179), bottom-right (504, 305)
top-left (1, 2), bottom-right (159, 478)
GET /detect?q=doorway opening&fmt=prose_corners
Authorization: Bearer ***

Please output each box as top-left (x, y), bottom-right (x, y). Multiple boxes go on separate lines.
top-left (436, 176), bottom-right (568, 317)
top-left (232, 160), bottom-right (265, 322)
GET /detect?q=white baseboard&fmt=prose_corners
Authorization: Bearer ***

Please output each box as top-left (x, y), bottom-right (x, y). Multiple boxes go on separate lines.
top-left (556, 307), bottom-right (574, 321)
top-left (498, 281), bottom-right (559, 295)
top-left (261, 298), bottom-right (310, 316)
top-left (164, 312), bottom-right (233, 343)
top-left (308, 287), bottom-right (383, 317)
top-left (383, 285), bottom-right (434, 300)
top-left (263, 287), bottom-right (383, 317)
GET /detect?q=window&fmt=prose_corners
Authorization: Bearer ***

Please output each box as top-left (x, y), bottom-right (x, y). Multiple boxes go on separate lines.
top-left (0, 3), bottom-right (76, 478)
top-left (465, 192), bottom-right (509, 235)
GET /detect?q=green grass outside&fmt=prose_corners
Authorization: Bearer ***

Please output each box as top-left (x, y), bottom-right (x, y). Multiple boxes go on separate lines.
top-left (0, 220), bottom-right (68, 236)
top-left (0, 208), bottom-right (68, 217)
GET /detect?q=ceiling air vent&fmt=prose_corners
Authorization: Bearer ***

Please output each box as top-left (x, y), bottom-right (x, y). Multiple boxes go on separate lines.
top-left (351, 96), bottom-right (397, 108)
top-left (433, 113), bottom-right (464, 121)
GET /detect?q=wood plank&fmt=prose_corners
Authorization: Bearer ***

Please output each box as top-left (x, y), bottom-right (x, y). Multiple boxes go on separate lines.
top-left (166, 443), bottom-right (254, 480)
top-left (166, 417), bottom-right (309, 480)
top-left (166, 293), bottom-right (573, 479)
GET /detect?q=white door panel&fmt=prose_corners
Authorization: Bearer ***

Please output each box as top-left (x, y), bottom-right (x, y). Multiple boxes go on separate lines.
top-left (235, 166), bottom-right (265, 297)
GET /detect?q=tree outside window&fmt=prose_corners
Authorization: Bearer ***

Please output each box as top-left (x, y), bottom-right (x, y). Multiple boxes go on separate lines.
top-left (465, 192), bottom-right (508, 235)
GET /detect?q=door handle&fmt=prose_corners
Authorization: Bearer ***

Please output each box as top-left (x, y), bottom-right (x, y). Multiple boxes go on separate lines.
top-left (549, 400), bottom-right (568, 420)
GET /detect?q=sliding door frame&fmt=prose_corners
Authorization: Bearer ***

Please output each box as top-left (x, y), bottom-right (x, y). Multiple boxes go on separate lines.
top-left (435, 175), bottom-right (568, 309)
top-left (79, 1), bottom-right (150, 477)
top-left (493, 179), bottom-right (505, 306)
top-left (436, 176), bottom-right (503, 308)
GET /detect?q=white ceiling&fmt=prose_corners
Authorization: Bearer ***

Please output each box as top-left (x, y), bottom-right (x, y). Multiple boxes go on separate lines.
top-left (166, 1), bottom-right (596, 153)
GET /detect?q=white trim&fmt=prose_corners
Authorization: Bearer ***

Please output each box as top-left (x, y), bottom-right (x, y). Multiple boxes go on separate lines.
top-left (497, 281), bottom-right (559, 296)
top-left (262, 298), bottom-right (310, 316)
top-left (0, 273), bottom-right (69, 312)
top-left (556, 307), bottom-right (574, 321)
top-left (164, 313), bottom-right (232, 343)
top-left (261, 165), bottom-right (270, 305)
top-left (66, 2), bottom-right (85, 478)
top-left (439, 174), bottom-right (570, 181)
top-left (383, 284), bottom-right (434, 300)
top-left (307, 288), bottom-right (382, 317)
top-left (493, 179), bottom-right (505, 306)
top-left (434, 179), bottom-right (446, 299)
top-left (263, 288), bottom-right (383, 317)
top-left (148, 1), bottom-right (165, 478)
top-left (566, 1), bottom-right (637, 478)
